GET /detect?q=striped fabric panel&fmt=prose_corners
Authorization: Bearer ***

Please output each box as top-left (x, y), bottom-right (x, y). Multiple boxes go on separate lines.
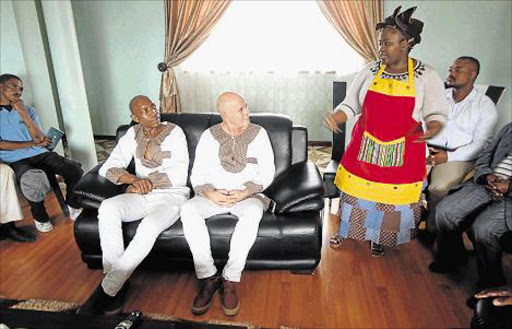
top-left (357, 133), bottom-right (405, 167)
top-left (493, 153), bottom-right (512, 179)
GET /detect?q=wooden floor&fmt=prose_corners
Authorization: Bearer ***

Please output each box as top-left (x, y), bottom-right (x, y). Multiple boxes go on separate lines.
top-left (1, 193), bottom-right (482, 329)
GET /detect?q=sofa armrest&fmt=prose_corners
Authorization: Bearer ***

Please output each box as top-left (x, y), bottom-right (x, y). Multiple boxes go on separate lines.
top-left (72, 164), bottom-right (127, 209)
top-left (322, 159), bottom-right (340, 199)
top-left (291, 125), bottom-right (307, 165)
top-left (264, 162), bottom-right (325, 214)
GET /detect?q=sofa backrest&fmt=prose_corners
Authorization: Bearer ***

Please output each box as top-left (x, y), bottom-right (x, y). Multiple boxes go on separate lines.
top-left (115, 112), bottom-right (299, 187)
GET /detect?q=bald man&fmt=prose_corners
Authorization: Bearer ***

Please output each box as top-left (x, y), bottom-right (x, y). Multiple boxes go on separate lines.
top-left (180, 92), bottom-right (275, 316)
top-left (78, 95), bottom-right (190, 315)
top-left (426, 56), bottom-right (497, 233)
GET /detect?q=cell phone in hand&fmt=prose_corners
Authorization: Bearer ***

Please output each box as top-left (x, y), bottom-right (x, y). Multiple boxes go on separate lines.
top-left (427, 143), bottom-right (456, 152)
top-left (46, 127), bottom-right (64, 151)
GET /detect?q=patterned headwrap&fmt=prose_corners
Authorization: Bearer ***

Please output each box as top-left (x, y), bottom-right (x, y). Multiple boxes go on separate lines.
top-left (376, 6), bottom-right (424, 48)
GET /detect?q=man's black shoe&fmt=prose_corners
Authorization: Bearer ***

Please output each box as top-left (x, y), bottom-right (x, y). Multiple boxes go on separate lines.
top-left (103, 281), bottom-right (130, 316)
top-left (0, 223), bottom-right (36, 243)
top-left (417, 229), bottom-right (436, 246)
top-left (77, 282), bottom-right (130, 316)
top-left (428, 261), bottom-right (460, 273)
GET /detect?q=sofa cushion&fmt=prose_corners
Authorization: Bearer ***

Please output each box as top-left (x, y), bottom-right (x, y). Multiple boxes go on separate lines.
top-left (74, 209), bottom-right (321, 264)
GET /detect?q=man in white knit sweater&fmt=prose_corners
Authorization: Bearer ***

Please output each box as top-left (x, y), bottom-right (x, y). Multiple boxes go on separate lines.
top-left (79, 95), bottom-right (190, 315)
top-left (180, 92), bottom-right (275, 316)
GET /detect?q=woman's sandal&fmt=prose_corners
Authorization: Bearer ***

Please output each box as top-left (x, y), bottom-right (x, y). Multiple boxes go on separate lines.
top-left (330, 234), bottom-right (344, 249)
top-left (370, 242), bottom-right (384, 257)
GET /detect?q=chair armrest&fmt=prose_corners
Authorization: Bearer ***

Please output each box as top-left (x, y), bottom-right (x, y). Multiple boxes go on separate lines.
top-left (323, 159), bottom-right (338, 176)
top-left (264, 162), bottom-right (325, 214)
top-left (322, 159), bottom-right (340, 199)
top-left (71, 164), bottom-right (127, 209)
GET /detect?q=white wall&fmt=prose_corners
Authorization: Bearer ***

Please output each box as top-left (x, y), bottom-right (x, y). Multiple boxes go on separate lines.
top-left (0, 0), bottom-right (33, 103)
top-left (71, 0), bottom-right (165, 135)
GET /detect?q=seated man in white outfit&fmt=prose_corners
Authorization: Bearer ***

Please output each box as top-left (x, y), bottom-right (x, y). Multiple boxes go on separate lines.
top-left (0, 163), bottom-right (35, 242)
top-left (426, 56), bottom-right (498, 232)
top-left (180, 92), bottom-right (275, 316)
top-left (78, 95), bottom-right (190, 315)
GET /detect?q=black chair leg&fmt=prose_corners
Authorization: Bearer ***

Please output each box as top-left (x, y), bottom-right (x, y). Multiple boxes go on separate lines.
top-left (47, 174), bottom-right (69, 216)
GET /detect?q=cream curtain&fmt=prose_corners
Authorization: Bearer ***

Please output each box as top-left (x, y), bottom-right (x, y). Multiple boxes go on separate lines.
top-left (175, 69), bottom-right (358, 142)
top-left (317, 0), bottom-right (383, 63)
top-left (160, 0), bottom-right (231, 112)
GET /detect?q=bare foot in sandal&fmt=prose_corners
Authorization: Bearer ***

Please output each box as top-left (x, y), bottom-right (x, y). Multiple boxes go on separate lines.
top-left (330, 234), bottom-right (343, 249)
top-left (370, 242), bottom-right (384, 257)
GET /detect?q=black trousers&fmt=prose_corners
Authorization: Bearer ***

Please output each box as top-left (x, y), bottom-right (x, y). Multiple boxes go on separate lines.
top-left (10, 152), bottom-right (83, 223)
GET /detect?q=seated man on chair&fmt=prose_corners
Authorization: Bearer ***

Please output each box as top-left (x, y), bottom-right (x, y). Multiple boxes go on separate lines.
top-left (0, 74), bottom-right (83, 233)
top-left (430, 122), bottom-right (511, 298)
top-left (0, 163), bottom-right (36, 242)
top-left (426, 57), bottom-right (498, 233)
top-left (78, 95), bottom-right (190, 315)
top-left (180, 92), bottom-right (275, 316)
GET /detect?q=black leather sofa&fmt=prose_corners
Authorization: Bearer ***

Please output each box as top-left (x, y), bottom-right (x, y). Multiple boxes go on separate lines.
top-left (72, 113), bottom-right (325, 274)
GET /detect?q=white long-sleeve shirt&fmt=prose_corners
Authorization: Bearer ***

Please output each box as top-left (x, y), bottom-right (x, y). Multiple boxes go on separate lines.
top-left (191, 123), bottom-right (275, 197)
top-left (429, 88), bottom-right (498, 162)
top-left (99, 123), bottom-right (190, 197)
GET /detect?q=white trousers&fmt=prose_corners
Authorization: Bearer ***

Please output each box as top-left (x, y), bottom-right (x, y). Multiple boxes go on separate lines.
top-left (180, 196), bottom-right (264, 282)
top-left (98, 192), bottom-right (186, 296)
top-left (0, 164), bottom-right (23, 224)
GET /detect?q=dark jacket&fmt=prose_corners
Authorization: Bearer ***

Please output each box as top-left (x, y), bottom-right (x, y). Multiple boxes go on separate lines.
top-left (473, 122), bottom-right (512, 198)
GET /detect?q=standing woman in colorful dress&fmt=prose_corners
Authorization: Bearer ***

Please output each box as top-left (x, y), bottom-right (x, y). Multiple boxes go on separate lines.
top-left (324, 6), bottom-right (449, 256)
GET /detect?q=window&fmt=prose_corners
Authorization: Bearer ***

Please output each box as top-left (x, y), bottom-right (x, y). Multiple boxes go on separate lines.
top-left (178, 0), bottom-right (363, 74)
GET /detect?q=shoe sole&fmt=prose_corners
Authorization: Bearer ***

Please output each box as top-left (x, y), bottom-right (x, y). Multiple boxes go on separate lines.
top-left (221, 302), bottom-right (240, 316)
top-left (192, 290), bottom-right (217, 315)
top-left (35, 227), bottom-right (53, 233)
top-left (34, 222), bottom-right (53, 233)
top-left (103, 305), bottom-right (123, 316)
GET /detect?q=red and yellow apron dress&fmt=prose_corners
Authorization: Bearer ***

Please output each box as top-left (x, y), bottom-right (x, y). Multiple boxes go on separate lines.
top-left (334, 58), bottom-right (424, 246)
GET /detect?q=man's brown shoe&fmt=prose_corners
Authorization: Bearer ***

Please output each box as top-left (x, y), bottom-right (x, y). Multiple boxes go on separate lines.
top-left (192, 275), bottom-right (221, 315)
top-left (220, 279), bottom-right (240, 316)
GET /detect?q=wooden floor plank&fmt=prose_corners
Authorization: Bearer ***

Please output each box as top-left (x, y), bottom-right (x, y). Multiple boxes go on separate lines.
top-left (1, 195), bottom-right (484, 328)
